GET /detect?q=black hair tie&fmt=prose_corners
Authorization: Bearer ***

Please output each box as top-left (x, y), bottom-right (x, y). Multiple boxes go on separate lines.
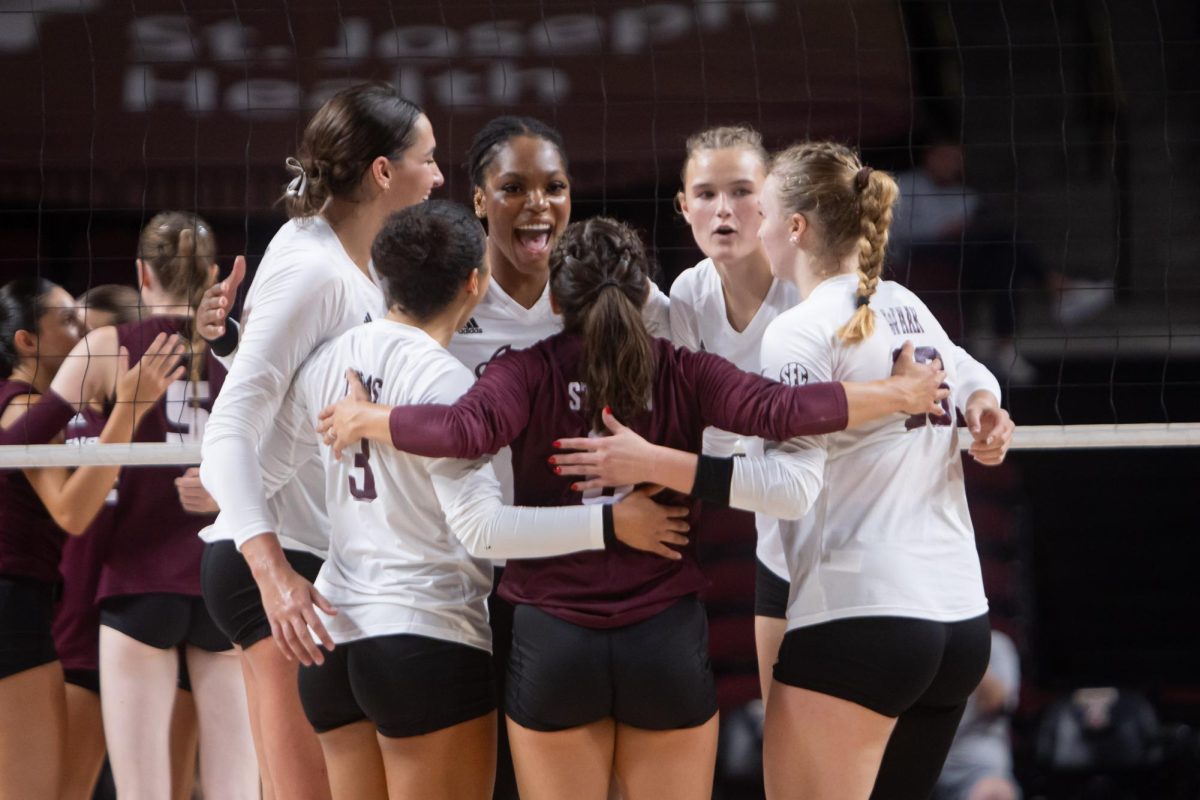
top-left (855, 294), bottom-right (871, 308)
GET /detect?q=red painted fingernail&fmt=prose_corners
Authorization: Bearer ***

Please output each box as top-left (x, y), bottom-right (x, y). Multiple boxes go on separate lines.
top-left (553, 440), bottom-right (561, 448)
top-left (571, 483), bottom-right (579, 491)
top-left (547, 456), bottom-right (555, 465)
top-left (554, 466), bottom-right (562, 475)
top-left (604, 406), bottom-right (611, 414)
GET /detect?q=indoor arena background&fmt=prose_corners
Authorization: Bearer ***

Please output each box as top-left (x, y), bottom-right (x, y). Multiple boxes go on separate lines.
top-left (2, 1), bottom-right (1199, 796)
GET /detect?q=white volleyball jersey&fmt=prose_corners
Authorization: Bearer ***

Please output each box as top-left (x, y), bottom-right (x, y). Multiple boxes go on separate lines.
top-left (759, 274), bottom-right (996, 628)
top-left (274, 320), bottom-right (603, 650)
top-left (669, 258), bottom-right (798, 580)
top-left (200, 216), bottom-right (386, 557)
top-left (449, 277), bottom-right (671, 506)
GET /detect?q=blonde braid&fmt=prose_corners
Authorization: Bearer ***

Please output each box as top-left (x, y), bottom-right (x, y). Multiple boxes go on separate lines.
top-left (769, 142), bottom-right (899, 344)
top-left (838, 169), bottom-right (897, 343)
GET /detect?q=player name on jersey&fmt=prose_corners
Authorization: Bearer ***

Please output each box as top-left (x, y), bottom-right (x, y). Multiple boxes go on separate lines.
top-left (880, 305), bottom-right (926, 336)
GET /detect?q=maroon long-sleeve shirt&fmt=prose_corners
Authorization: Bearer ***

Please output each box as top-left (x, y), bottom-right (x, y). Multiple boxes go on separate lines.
top-left (388, 333), bottom-right (848, 629)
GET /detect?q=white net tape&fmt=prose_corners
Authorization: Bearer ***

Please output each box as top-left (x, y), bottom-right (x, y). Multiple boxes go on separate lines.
top-left (0, 423), bottom-right (1197, 469)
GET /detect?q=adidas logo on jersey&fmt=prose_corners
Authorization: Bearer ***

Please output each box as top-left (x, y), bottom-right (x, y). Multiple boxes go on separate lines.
top-left (458, 317), bottom-right (484, 334)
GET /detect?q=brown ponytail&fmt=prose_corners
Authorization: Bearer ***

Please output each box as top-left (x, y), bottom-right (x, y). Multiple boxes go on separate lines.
top-left (550, 218), bottom-right (656, 432)
top-left (137, 211), bottom-right (217, 392)
top-left (769, 142), bottom-right (899, 344)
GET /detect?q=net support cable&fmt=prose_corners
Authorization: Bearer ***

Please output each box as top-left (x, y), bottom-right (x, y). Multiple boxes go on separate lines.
top-left (0, 424), bottom-right (1197, 469)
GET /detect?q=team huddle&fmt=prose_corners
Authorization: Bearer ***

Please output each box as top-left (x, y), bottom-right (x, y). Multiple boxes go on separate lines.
top-left (0, 83), bottom-right (1014, 800)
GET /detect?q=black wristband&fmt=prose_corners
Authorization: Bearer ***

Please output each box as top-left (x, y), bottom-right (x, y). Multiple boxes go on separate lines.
top-left (692, 455), bottom-right (735, 506)
top-left (602, 504), bottom-right (616, 547)
top-left (206, 317), bottom-right (240, 357)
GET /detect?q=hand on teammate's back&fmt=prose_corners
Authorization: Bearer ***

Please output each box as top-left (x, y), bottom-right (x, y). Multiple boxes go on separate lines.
top-left (551, 408), bottom-right (659, 490)
top-left (316, 369), bottom-right (373, 460)
top-left (197, 255), bottom-right (246, 341)
top-left (891, 340), bottom-right (949, 416)
top-left (611, 485), bottom-right (690, 560)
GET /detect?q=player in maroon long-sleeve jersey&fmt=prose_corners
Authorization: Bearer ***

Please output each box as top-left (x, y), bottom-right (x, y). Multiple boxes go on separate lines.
top-left (0, 277), bottom-right (183, 799)
top-left (317, 217), bottom-right (946, 800)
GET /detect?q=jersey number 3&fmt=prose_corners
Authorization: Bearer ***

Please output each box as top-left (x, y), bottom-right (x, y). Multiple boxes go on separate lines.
top-left (349, 440), bottom-right (377, 501)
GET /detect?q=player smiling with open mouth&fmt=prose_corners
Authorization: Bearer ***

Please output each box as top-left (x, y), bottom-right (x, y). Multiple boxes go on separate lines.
top-left (473, 131), bottom-right (572, 308)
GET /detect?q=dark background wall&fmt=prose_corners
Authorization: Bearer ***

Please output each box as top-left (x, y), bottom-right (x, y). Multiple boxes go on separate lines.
top-left (2, 0), bottom-right (1199, 794)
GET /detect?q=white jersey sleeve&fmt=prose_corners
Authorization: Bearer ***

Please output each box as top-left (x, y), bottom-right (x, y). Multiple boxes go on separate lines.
top-left (200, 252), bottom-right (348, 549)
top-left (428, 458), bottom-right (603, 559)
top-left (642, 279), bottom-right (671, 339)
top-left (950, 344), bottom-right (1002, 412)
top-left (419, 365), bottom-right (604, 559)
top-left (257, 374), bottom-right (315, 501)
top-left (726, 311), bottom-right (831, 520)
top-left (668, 271), bottom-right (703, 352)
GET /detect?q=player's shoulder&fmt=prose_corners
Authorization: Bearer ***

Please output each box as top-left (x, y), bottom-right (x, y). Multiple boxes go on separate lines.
top-left (256, 220), bottom-right (344, 287)
top-left (669, 258), bottom-right (718, 303)
top-left (366, 321), bottom-right (473, 401)
top-left (770, 293), bottom-right (841, 337)
top-left (874, 279), bottom-right (923, 307)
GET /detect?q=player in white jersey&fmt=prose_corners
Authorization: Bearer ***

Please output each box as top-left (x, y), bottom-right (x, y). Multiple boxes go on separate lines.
top-left (669, 124), bottom-right (799, 702)
top-left (265, 201), bottom-right (685, 798)
top-left (546, 143), bottom-right (1014, 800)
top-left (197, 83), bottom-right (444, 800)
top-left (752, 143), bottom-right (1012, 800)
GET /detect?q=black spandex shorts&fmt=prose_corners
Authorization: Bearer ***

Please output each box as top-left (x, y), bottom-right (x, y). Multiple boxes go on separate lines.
top-left (0, 576), bottom-right (58, 680)
top-left (506, 596), bottom-right (718, 732)
top-left (201, 539), bottom-right (324, 649)
top-left (773, 614), bottom-right (992, 718)
top-left (299, 633), bottom-right (495, 738)
top-left (100, 593), bottom-right (232, 652)
top-left (64, 668), bottom-right (100, 694)
top-left (754, 558), bottom-right (790, 619)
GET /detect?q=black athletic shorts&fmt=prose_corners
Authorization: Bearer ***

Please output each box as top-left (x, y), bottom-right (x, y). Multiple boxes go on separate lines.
top-left (201, 540), bottom-right (324, 649)
top-left (299, 633), bottom-right (495, 738)
top-left (64, 668), bottom-right (100, 694)
top-left (100, 593), bottom-right (232, 652)
top-left (506, 596), bottom-right (718, 732)
top-left (0, 576), bottom-right (58, 680)
top-left (754, 558), bottom-right (790, 619)
top-left (773, 614), bottom-right (992, 718)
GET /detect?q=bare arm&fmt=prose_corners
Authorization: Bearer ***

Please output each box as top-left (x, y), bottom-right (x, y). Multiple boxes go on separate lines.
top-left (10, 334), bottom-right (185, 534)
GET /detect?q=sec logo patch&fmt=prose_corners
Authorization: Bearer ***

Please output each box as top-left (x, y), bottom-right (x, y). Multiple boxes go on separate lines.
top-left (779, 362), bottom-right (810, 386)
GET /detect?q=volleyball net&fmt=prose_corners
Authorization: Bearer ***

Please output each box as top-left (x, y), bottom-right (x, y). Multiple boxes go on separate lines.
top-left (0, 0), bottom-right (1197, 472)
